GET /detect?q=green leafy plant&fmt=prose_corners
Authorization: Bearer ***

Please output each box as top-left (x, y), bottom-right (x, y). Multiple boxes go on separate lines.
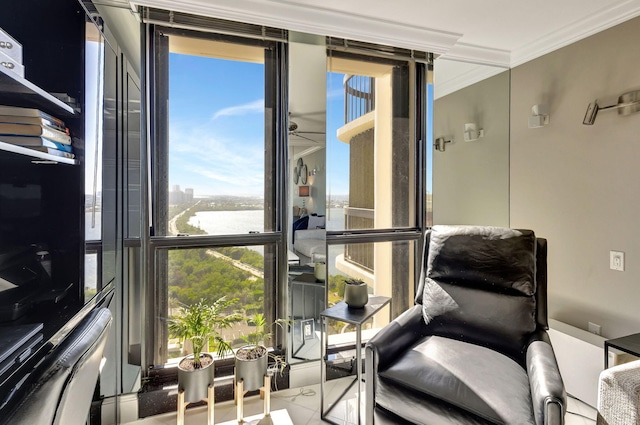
top-left (236, 313), bottom-right (291, 374)
top-left (168, 297), bottom-right (240, 369)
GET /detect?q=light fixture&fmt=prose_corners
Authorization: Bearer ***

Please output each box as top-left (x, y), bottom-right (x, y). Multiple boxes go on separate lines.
top-left (583, 90), bottom-right (640, 125)
top-left (463, 123), bottom-right (484, 142)
top-left (434, 137), bottom-right (452, 152)
top-left (528, 104), bottom-right (549, 128)
top-left (298, 185), bottom-right (310, 197)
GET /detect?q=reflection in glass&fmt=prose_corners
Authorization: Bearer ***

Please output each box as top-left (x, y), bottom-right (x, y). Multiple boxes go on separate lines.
top-left (84, 252), bottom-right (98, 303)
top-left (84, 22), bottom-right (104, 241)
top-left (432, 58), bottom-right (510, 226)
top-left (327, 54), bottom-right (415, 232)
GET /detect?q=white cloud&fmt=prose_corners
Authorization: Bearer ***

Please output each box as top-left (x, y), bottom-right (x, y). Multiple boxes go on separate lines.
top-left (168, 122), bottom-right (265, 196)
top-left (212, 99), bottom-right (264, 120)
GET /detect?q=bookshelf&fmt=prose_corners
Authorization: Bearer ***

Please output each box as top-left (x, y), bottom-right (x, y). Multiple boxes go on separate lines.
top-left (0, 0), bottom-right (92, 411)
top-left (0, 139), bottom-right (77, 165)
top-left (0, 64), bottom-right (75, 117)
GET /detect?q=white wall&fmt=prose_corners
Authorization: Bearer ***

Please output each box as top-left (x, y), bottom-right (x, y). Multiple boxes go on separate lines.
top-left (510, 17), bottom-right (640, 338)
top-left (433, 70), bottom-right (510, 226)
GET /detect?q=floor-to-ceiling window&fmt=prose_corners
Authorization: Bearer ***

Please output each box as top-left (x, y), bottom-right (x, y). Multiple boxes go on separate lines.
top-left (147, 23), bottom-right (288, 366)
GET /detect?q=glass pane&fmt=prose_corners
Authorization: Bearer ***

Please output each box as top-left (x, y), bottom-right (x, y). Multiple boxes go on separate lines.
top-left (84, 252), bottom-right (98, 303)
top-left (84, 23), bottom-right (104, 241)
top-left (327, 55), bottom-right (415, 231)
top-left (327, 239), bottom-right (415, 319)
top-left (166, 36), bottom-right (266, 236)
top-left (164, 245), bottom-right (272, 362)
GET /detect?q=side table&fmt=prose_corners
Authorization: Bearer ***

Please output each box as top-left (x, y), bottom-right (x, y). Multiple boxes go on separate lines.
top-left (604, 332), bottom-right (640, 368)
top-left (289, 272), bottom-right (325, 360)
top-left (320, 295), bottom-right (391, 425)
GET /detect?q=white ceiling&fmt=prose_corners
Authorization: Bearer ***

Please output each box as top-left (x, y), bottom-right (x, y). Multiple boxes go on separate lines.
top-left (131, 0), bottom-right (640, 67)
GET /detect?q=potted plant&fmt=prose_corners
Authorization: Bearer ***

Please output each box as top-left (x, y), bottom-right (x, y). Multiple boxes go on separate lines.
top-left (234, 313), bottom-right (290, 392)
top-left (344, 278), bottom-right (369, 308)
top-left (168, 297), bottom-right (239, 402)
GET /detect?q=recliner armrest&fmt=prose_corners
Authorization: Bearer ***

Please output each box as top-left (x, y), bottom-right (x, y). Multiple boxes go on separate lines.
top-left (526, 331), bottom-right (567, 425)
top-left (366, 305), bottom-right (424, 371)
top-left (366, 305), bottom-right (425, 424)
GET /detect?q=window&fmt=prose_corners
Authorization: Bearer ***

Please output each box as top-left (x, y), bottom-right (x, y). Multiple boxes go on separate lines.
top-left (149, 27), bottom-right (287, 366)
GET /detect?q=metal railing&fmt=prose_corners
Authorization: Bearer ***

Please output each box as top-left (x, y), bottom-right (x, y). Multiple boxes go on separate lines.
top-left (343, 207), bottom-right (375, 272)
top-left (344, 75), bottom-right (375, 123)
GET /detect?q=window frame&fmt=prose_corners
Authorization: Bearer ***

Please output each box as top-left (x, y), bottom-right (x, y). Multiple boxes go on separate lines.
top-left (145, 25), bottom-right (289, 368)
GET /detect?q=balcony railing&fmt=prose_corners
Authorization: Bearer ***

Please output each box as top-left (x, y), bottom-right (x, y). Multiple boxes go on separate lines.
top-left (344, 75), bottom-right (375, 124)
top-left (343, 206), bottom-right (374, 272)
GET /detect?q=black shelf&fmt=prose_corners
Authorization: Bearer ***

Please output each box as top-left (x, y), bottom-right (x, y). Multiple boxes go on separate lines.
top-left (0, 64), bottom-right (75, 117)
top-left (0, 140), bottom-right (77, 165)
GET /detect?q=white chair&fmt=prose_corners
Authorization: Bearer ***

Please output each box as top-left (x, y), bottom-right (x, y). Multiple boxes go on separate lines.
top-left (597, 359), bottom-right (640, 425)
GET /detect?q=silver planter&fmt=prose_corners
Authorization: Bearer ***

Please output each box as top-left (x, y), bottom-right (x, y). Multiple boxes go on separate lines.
top-left (177, 354), bottom-right (215, 403)
top-left (235, 345), bottom-right (267, 392)
top-left (344, 281), bottom-right (369, 308)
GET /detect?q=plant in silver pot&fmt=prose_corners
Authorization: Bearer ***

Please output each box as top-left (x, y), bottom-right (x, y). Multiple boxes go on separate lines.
top-left (168, 297), bottom-right (240, 403)
top-left (344, 278), bottom-right (369, 308)
top-left (234, 313), bottom-right (290, 392)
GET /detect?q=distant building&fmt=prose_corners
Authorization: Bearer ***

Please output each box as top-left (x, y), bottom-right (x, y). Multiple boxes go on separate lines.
top-left (169, 185), bottom-right (194, 204)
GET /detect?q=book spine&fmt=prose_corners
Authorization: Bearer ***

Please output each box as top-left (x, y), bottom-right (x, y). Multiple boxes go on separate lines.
top-left (40, 126), bottom-right (71, 145)
top-left (41, 139), bottom-right (73, 153)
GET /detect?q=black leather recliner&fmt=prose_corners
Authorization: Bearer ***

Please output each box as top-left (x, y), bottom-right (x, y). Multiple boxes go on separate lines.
top-left (366, 226), bottom-right (566, 425)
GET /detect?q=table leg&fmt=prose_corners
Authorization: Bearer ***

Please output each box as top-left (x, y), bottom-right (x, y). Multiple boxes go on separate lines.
top-left (236, 380), bottom-right (244, 423)
top-left (177, 390), bottom-right (185, 425)
top-left (264, 375), bottom-right (271, 416)
top-left (207, 384), bottom-right (214, 425)
top-left (356, 323), bottom-right (362, 425)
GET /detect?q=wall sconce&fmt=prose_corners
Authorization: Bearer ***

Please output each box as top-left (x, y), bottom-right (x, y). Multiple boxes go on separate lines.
top-left (583, 89), bottom-right (640, 125)
top-left (528, 104), bottom-right (549, 128)
top-left (463, 123), bottom-right (484, 142)
top-left (298, 185), bottom-right (310, 197)
top-left (434, 137), bottom-right (452, 152)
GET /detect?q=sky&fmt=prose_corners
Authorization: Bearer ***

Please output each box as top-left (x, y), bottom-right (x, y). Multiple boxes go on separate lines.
top-left (168, 52), bottom-right (351, 198)
top-left (166, 46), bottom-right (432, 199)
top-left (169, 53), bottom-right (266, 197)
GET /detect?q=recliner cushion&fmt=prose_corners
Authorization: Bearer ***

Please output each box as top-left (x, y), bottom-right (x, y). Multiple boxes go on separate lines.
top-left (379, 335), bottom-right (535, 425)
top-left (427, 226), bottom-right (537, 295)
top-left (421, 226), bottom-right (538, 359)
top-left (422, 279), bottom-right (537, 360)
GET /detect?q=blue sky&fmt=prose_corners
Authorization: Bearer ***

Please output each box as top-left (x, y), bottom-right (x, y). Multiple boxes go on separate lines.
top-left (169, 53), bottom-right (266, 197)
top-left (168, 53), bottom-right (351, 198)
top-left (167, 51), bottom-right (430, 199)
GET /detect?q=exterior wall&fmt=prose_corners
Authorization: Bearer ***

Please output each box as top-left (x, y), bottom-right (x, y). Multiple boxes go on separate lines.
top-left (432, 70), bottom-right (510, 227)
top-left (510, 16), bottom-right (640, 338)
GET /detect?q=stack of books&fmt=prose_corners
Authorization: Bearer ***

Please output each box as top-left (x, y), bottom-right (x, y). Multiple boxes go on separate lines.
top-left (0, 105), bottom-right (74, 159)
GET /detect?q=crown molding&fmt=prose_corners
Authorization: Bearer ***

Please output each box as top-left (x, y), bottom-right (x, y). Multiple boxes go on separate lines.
top-left (510, 0), bottom-right (640, 67)
top-left (132, 0), bottom-right (461, 54)
top-left (440, 42), bottom-right (510, 68)
top-left (434, 62), bottom-right (507, 99)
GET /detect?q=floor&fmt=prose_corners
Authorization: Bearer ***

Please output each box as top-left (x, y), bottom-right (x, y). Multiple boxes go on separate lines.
top-left (124, 378), bottom-right (597, 425)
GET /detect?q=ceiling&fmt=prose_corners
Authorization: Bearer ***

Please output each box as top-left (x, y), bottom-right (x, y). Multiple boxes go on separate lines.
top-left (129, 0), bottom-right (640, 67)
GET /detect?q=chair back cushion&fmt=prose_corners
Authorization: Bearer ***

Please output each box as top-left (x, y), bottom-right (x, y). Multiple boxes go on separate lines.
top-left (421, 226), bottom-right (538, 360)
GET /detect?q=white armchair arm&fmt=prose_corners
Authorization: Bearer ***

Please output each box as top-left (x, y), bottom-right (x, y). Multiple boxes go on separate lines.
top-left (597, 359), bottom-right (640, 425)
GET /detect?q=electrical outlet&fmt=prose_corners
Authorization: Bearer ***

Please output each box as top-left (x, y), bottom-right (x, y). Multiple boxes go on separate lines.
top-left (610, 251), bottom-right (625, 271)
top-left (588, 322), bottom-right (601, 336)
